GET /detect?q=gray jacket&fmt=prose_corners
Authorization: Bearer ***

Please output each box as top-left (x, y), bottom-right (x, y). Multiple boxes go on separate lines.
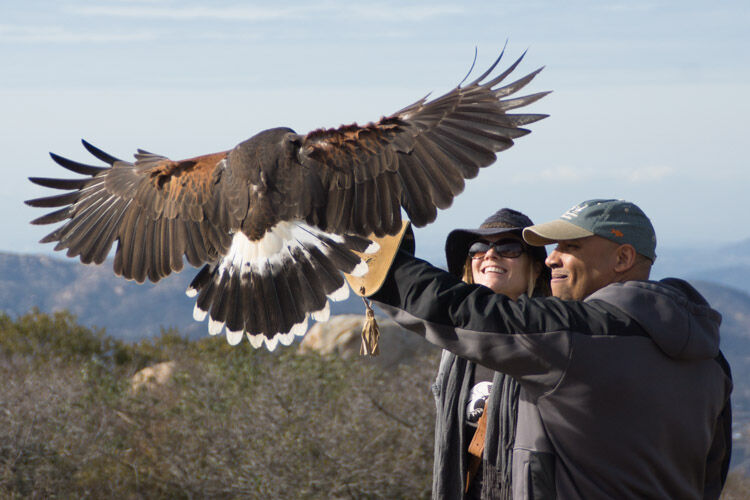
top-left (432, 351), bottom-right (523, 499)
top-left (373, 252), bottom-right (732, 499)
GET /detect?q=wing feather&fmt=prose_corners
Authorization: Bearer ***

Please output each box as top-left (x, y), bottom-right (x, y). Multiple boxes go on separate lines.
top-left (169, 219), bottom-right (185, 272)
top-left (26, 142), bottom-right (236, 282)
top-left (295, 51), bottom-right (548, 235)
top-left (210, 270), bottom-right (232, 325)
top-left (267, 262), bottom-right (299, 333)
top-left (82, 138), bottom-right (122, 164)
top-left (195, 267), bottom-right (219, 322)
top-left (27, 190), bottom-right (81, 209)
top-left (223, 272), bottom-right (244, 332)
top-left (246, 269), bottom-right (271, 336)
top-left (396, 156), bottom-right (437, 226)
top-left (27, 49), bottom-right (548, 349)
top-left (48, 152), bottom-right (107, 176)
top-left (30, 207), bottom-right (72, 225)
top-left (131, 209), bottom-right (149, 283)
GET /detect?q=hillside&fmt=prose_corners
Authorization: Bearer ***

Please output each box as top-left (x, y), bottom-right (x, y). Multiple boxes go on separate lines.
top-left (0, 252), bottom-right (366, 341)
top-left (690, 281), bottom-right (750, 471)
top-left (1, 309), bottom-right (748, 497)
top-left (654, 238), bottom-right (750, 295)
top-left (3, 250), bottom-right (750, 470)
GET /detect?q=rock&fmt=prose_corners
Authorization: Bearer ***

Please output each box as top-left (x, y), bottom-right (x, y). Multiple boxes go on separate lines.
top-left (299, 314), bottom-right (437, 368)
top-left (130, 361), bottom-right (176, 392)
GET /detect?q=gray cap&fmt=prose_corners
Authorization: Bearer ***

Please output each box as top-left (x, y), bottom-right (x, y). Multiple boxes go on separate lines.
top-left (522, 199), bottom-right (657, 261)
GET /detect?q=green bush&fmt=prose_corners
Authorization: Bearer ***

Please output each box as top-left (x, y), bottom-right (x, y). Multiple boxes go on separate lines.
top-left (0, 309), bottom-right (108, 361)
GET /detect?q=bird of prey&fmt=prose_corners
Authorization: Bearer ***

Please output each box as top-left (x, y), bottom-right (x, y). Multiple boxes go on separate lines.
top-left (26, 50), bottom-right (549, 350)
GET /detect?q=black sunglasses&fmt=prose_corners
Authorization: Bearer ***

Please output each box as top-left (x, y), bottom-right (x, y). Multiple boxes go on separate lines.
top-left (468, 239), bottom-right (526, 259)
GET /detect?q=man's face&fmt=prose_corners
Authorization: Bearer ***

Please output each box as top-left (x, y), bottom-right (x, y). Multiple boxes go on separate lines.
top-left (545, 235), bottom-right (620, 300)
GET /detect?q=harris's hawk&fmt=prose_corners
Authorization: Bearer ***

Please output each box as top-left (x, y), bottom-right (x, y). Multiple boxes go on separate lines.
top-left (26, 50), bottom-right (549, 350)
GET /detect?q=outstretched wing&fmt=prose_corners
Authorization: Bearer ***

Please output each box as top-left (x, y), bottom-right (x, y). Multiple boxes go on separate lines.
top-left (25, 49), bottom-right (549, 351)
top-left (26, 142), bottom-right (245, 283)
top-left (296, 49), bottom-right (549, 237)
top-left (26, 138), bottom-right (372, 351)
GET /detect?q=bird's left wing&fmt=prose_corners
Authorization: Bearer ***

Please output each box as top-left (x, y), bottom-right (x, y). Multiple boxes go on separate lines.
top-left (295, 50), bottom-right (549, 238)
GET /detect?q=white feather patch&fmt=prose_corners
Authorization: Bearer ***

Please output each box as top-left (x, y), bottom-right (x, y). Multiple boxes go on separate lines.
top-left (193, 303), bottom-right (207, 322)
top-left (321, 232), bottom-right (345, 244)
top-left (327, 282), bottom-right (350, 302)
top-left (290, 316), bottom-right (309, 338)
top-left (218, 222), bottom-right (298, 278)
top-left (218, 221), bottom-right (363, 281)
top-left (278, 331), bottom-right (295, 346)
top-left (226, 329), bottom-right (243, 346)
top-left (194, 221), bottom-right (373, 351)
top-left (248, 333), bottom-right (264, 349)
top-left (365, 240), bottom-right (380, 253)
top-left (311, 302), bottom-right (330, 322)
top-left (350, 260), bottom-right (368, 278)
top-left (208, 317), bottom-right (224, 336)
top-left (264, 335), bottom-right (279, 351)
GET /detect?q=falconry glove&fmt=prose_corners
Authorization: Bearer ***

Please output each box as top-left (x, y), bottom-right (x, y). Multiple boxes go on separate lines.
top-left (344, 220), bottom-right (412, 355)
top-left (344, 220), bottom-right (413, 298)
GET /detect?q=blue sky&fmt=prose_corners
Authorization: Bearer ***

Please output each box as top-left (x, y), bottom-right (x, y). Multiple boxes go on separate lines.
top-left (4, 0), bottom-right (749, 266)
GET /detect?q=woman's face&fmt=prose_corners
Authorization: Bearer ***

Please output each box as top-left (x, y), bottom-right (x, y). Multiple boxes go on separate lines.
top-left (470, 233), bottom-right (534, 299)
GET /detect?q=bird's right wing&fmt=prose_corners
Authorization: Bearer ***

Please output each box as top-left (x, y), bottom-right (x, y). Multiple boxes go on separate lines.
top-left (26, 142), bottom-right (243, 283)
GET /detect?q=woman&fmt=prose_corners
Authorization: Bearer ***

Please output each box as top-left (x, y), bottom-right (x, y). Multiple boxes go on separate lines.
top-left (432, 208), bottom-right (550, 500)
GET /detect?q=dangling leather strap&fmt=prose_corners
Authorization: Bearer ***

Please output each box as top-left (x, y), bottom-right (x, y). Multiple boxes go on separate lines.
top-left (465, 400), bottom-right (488, 493)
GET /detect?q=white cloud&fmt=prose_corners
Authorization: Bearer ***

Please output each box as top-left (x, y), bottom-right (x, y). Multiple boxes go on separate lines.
top-left (69, 2), bottom-right (464, 22)
top-left (342, 4), bottom-right (465, 21)
top-left (0, 24), bottom-right (156, 43)
top-left (597, 2), bottom-right (656, 14)
top-left (509, 164), bottom-right (677, 184)
top-left (624, 165), bottom-right (676, 182)
top-left (98, 0), bottom-right (174, 3)
top-left (71, 5), bottom-right (296, 21)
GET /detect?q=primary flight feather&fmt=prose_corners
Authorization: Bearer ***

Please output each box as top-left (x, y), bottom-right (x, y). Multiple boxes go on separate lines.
top-left (26, 50), bottom-right (549, 350)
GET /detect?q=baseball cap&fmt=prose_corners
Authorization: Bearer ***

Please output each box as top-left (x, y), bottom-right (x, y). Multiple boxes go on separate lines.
top-left (522, 199), bottom-right (657, 261)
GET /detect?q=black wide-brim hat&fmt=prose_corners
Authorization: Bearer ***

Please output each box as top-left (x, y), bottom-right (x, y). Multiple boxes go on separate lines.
top-left (445, 208), bottom-right (547, 277)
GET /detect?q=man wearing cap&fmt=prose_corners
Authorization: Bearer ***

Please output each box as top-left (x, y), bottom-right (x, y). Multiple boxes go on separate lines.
top-left (365, 199), bottom-right (732, 499)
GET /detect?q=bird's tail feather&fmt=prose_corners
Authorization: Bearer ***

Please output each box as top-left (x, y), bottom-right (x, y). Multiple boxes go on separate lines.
top-left (186, 221), bottom-right (375, 350)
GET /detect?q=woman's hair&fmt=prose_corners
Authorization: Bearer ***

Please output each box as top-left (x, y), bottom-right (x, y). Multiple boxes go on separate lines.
top-left (461, 242), bottom-right (551, 298)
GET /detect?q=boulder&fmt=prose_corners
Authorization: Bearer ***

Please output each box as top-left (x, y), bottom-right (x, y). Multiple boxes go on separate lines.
top-left (299, 314), bottom-right (437, 368)
top-left (130, 360), bottom-right (176, 392)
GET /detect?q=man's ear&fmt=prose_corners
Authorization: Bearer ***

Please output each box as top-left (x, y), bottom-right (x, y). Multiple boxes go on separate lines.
top-left (613, 244), bottom-right (637, 273)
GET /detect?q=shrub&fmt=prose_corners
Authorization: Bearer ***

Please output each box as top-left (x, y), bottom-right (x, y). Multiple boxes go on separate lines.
top-left (0, 311), bottom-right (436, 498)
top-left (3, 311), bottom-right (747, 498)
top-left (0, 309), bottom-right (108, 361)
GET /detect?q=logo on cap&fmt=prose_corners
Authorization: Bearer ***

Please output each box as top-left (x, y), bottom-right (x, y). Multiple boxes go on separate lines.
top-left (560, 203), bottom-right (589, 220)
top-left (610, 229), bottom-right (624, 238)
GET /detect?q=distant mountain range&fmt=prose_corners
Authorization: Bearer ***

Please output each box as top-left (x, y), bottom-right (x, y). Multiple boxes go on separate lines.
top-left (2, 246), bottom-right (750, 469)
top-left (653, 237), bottom-right (750, 295)
top-left (0, 252), bottom-right (368, 341)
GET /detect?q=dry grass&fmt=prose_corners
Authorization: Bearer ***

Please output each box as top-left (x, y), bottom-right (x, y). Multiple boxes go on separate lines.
top-left (0, 311), bottom-right (436, 498)
top-left (1, 310), bottom-right (747, 498)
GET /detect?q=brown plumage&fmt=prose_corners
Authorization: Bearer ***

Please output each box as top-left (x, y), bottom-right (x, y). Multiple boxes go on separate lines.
top-left (26, 50), bottom-right (549, 349)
